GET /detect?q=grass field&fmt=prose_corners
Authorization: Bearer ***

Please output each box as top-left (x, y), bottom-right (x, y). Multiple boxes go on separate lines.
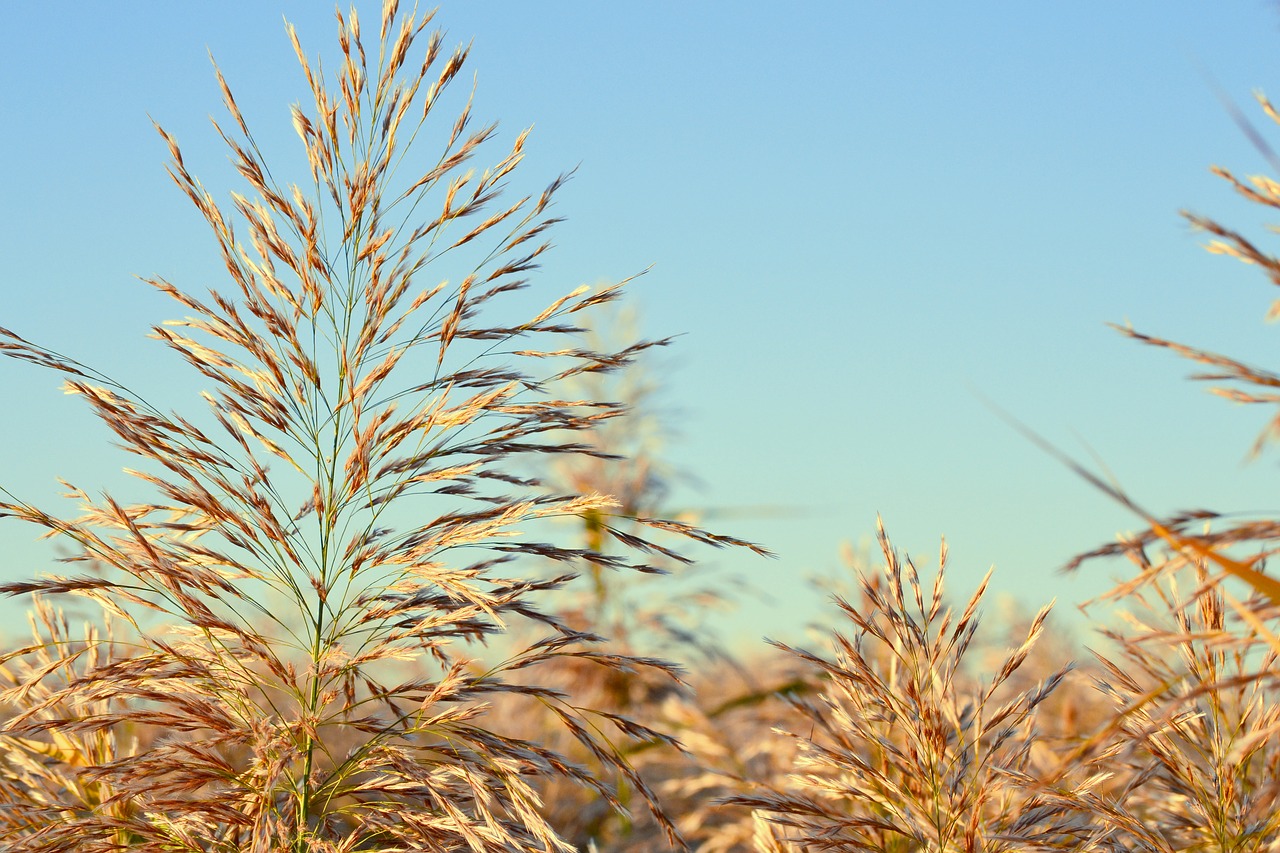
top-left (3, 2), bottom-right (1280, 851)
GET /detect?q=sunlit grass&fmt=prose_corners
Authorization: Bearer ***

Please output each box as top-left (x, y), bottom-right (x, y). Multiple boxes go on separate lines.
top-left (5, 3), bottom-right (1280, 852)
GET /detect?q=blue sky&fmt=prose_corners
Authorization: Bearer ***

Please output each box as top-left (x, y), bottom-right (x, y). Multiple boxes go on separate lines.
top-left (5, 2), bottom-right (1280, 646)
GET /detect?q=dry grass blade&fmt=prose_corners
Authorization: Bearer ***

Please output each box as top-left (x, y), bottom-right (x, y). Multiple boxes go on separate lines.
top-left (979, 390), bottom-right (1280, 624)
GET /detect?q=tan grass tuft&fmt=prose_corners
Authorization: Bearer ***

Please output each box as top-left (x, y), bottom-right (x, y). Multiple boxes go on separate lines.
top-left (721, 520), bottom-right (1091, 852)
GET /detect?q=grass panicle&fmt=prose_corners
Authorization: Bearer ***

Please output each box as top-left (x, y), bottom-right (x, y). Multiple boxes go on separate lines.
top-left (0, 3), bottom-right (763, 850)
top-left (1085, 554), bottom-right (1280, 852)
top-left (722, 519), bottom-right (1091, 852)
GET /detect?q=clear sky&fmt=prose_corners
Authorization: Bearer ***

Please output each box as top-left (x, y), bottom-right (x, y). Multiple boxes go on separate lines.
top-left (5, 2), bottom-right (1280, 647)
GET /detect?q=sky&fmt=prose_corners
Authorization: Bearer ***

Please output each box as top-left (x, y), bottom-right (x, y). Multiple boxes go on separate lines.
top-left (5, 2), bottom-right (1280, 650)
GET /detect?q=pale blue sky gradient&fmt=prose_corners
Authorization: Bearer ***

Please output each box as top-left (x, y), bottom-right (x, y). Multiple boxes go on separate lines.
top-left (5, 2), bottom-right (1280, 645)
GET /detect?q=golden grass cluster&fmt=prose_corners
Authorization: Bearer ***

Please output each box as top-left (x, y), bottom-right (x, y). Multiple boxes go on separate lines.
top-left (5, 2), bottom-right (1280, 851)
